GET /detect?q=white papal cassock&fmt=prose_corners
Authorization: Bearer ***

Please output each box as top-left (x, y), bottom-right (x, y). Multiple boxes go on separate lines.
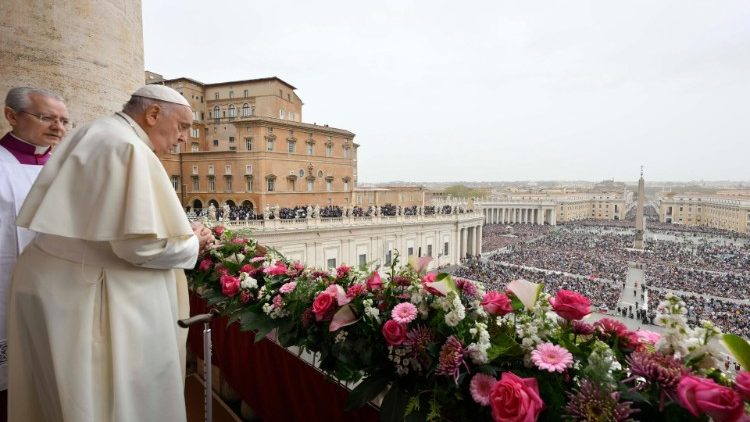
top-left (8, 112), bottom-right (196, 422)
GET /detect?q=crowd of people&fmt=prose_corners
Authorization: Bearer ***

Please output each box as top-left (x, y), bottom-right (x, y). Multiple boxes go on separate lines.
top-left (451, 259), bottom-right (622, 310)
top-left (187, 202), bottom-right (473, 221)
top-left (563, 218), bottom-right (750, 240)
top-left (646, 266), bottom-right (750, 300)
top-left (647, 289), bottom-right (750, 338)
top-left (489, 228), bottom-right (631, 282)
top-left (481, 223), bottom-right (553, 252)
top-left (461, 221), bottom-right (750, 338)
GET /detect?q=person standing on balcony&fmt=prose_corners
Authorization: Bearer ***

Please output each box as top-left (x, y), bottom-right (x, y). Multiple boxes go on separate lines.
top-left (7, 85), bottom-right (212, 421)
top-left (0, 86), bottom-right (69, 415)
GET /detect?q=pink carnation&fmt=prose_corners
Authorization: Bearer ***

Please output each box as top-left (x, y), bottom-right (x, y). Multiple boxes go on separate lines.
top-left (346, 283), bottom-right (367, 299)
top-left (241, 290), bottom-right (253, 304)
top-left (531, 343), bottom-right (574, 373)
top-left (391, 302), bottom-right (418, 324)
top-left (273, 294), bottom-right (283, 309)
top-left (279, 282), bottom-right (297, 294)
top-left (336, 265), bottom-right (351, 279)
top-left (456, 278), bottom-right (479, 298)
top-left (198, 258), bottom-right (213, 272)
top-left (264, 261), bottom-right (288, 276)
top-left (470, 373), bottom-right (497, 406)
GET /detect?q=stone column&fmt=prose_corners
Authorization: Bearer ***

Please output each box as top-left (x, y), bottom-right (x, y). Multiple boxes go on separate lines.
top-left (0, 0), bottom-right (145, 133)
top-left (476, 225), bottom-right (482, 255)
top-left (460, 228), bottom-right (467, 259)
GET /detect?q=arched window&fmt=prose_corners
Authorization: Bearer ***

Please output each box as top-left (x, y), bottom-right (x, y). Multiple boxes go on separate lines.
top-left (242, 103), bottom-right (250, 117)
top-left (213, 106), bottom-right (220, 119)
top-left (228, 105), bottom-right (236, 118)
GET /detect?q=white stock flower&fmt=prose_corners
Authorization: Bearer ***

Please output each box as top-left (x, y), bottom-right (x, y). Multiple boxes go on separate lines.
top-left (240, 273), bottom-right (258, 289)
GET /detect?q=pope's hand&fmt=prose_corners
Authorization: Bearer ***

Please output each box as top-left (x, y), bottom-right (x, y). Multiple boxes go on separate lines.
top-left (191, 222), bottom-right (214, 251)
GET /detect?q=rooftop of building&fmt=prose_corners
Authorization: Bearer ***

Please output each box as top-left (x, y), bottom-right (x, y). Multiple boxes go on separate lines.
top-left (154, 75), bottom-right (297, 90)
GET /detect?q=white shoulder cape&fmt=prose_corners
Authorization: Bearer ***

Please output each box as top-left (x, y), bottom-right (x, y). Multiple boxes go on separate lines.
top-left (16, 113), bottom-right (191, 241)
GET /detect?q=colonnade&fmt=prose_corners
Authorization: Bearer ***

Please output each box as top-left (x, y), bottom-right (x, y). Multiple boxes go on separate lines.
top-left (458, 225), bottom-right (483, 258)
top-left (481, 206), bottom-right (556, 226)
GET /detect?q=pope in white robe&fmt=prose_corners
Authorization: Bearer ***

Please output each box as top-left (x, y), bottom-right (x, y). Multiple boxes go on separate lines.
top-left (7, 85), bottom-right (209, 422)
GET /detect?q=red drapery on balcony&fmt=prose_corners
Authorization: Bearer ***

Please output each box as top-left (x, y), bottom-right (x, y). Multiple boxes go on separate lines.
top-left (188, 294), bottom-right (380, 422)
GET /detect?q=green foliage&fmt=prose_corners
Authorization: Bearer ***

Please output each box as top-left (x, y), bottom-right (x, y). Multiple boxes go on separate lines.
top-left (442, 185), bottom-right (488, 199)
top-left (724, 334), bottom-right (750, 371)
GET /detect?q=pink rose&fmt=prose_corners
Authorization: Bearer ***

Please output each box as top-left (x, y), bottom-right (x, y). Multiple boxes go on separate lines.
top-left (212, 226), bottom-right (225, 236)
top-left (381, 320), bottom-right (406, 346)
top-left (367, 272), bottom-right (383, 291)
top-left (220, 274), bottom-right (240, 297)
top-left (482, 291), bottom-right (513, 316)
top-left (489, 372), bottom-right (544, 422)
top-left (312, 293), bottom-right (336, 321)
top-left (735, 371), bottom-right (750, 401)
top-left (549, 289), bottom-right (591, 321)
top-left (678, 375), bottom-right (745, 422)
top-left (199, 258), bottom-right (213, 272)
top-left (240, 264), bottom-right (252, 273)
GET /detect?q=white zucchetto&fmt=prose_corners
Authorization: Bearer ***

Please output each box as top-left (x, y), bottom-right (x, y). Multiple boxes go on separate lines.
top-left (131, 85), bottom-right (190, 107)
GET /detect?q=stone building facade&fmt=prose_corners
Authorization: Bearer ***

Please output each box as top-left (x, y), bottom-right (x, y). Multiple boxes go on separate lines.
top-left (226, 210), bottom-right (485, 269)
top-left (659, 191), bottom-right (750, 233)
top-left (152, 74), bottom-right (357, 212)
top-left (479, 188), bottom-right (632, 225)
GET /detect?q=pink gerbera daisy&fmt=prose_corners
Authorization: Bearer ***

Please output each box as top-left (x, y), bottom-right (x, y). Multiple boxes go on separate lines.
top-left (531, 343), bottom-right (573, 373)
top-left (391, 302), bottom-right (418, 324)
top-left (470, 373), bottom-right (497, 406)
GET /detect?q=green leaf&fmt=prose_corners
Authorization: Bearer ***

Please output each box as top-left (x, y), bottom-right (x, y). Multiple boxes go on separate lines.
top-left (345, 374), bottom-right (390, 410)
top-left (380, 384), bottom-right (410, 422)
top-left (487, 332), bottom-right (523, 361)
top-left (253, 323), bottom-right (274, 343)
top-left (723, 334), bottom-right (750, 371)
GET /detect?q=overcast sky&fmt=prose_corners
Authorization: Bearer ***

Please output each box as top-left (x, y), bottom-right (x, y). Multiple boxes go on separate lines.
top-left (143, 1), bottom-right (750, 183)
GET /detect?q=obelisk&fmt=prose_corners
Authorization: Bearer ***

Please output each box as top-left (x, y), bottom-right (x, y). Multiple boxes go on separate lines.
top-left (633, 166), bottom-right (646, 249)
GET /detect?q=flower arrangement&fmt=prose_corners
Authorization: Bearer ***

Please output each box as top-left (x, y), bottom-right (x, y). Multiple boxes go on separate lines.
top-left (187, 226), bottom-right (750, 422)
